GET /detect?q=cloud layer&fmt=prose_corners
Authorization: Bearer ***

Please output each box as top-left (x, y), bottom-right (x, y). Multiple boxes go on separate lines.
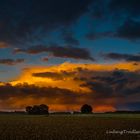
top-left (104, 53), bottom-right (140, 62)
top-left (0, 59), bottom-right (24, 65)
top-left (0, 0), bottom-right (92, 43)
top-left (14, 45), bottom-right (94, 60)
top-left (0, 62), bottom-right (136, 111)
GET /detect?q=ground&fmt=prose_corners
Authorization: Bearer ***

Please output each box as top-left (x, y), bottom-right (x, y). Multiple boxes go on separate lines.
top-left (0, 114), bottom-right (139, 140)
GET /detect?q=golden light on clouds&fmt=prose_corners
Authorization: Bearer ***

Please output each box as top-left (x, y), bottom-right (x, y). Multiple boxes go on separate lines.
top-left (2, 62), bottom-right (138, 112)
top-left (11, 62), bottom-right (139, 91)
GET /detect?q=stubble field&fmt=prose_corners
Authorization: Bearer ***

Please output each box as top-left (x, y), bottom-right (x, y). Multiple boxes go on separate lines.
top-left (0, 114), bottom-right (139, 140)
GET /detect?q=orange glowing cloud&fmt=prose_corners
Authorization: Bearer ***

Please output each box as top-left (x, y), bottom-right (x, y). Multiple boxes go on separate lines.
top-left (11, 62), bottom-right (140, 91)
top-left (94, 105), bottom-right (116, 113)
top-left (0, 61), bottom-right (137, 112)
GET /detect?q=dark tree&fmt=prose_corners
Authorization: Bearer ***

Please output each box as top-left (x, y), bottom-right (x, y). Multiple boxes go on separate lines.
top-left (26, 104), bottom-right (49, 115)
top-left (26, 106), bottom-right (32, 114)
top-left (39, 104), bottom-right (49, 114)
top-left (81, 104), bottom-right (93, 114)
top-left (31, 105), bottom-right (41, 115)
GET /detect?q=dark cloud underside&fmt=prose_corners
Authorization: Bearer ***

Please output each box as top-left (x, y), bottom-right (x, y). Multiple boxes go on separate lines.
top-left (14, 45), bottom-right (94, 60)
top-left (104, 53), bottom-right (140, 62)
top-left (0, 59), bottom-right (24, 65)
top-left (0, 0), bottom-right (92, 43)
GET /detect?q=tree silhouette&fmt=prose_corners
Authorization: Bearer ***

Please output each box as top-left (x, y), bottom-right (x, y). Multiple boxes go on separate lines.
top-left (39, 104), bottom-right (49, 114)
top-left (26, 104), bottom-right (49, 115)
top-left (81, 104), bottom-right (93, 114)
top-left (26, 106), bottom-right (32, 114)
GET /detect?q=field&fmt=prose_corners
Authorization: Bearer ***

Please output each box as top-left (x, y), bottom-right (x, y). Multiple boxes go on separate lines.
top-left (0, 114), bottom-right (140, 140)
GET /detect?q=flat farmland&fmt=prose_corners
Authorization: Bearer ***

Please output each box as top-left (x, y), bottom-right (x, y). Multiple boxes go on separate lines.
top-left (0, 114), bottom-right (139, 140)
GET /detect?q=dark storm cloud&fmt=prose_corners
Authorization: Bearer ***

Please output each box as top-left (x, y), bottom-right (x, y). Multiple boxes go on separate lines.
top-left (80, 69), bottom-right (140, 99)
top-left (90, 0), bottom-right (140, 20)
top-left (0, 83), bottom-right (109, 107)
top-left (14, 45), bottom-right (94, 60)
top-left (14, 45), bottom-right (47, 54)
top-left (0, 0), bottom-right (92, 43)
top-left (0, 82), bottom-right (102, 110)
top-left (0, 59), bottom-right (24, 65)
top-left (46, 45), bottom-right (94, 60)
top-left (32, 67), bottom-right (140, 101)
top-left (0, 82), bottom-right (121, 107)
top-left (115, 20), bottom-right (140, 41)
top-left (81, 81), bottom-right (113, 98)
top-left (86, 0), bottom-right (140, 41)
top-left (0, 0), bottom-right (139, 43)
top-left (109, 0), bottom-right (140, 17)
top-left (104, 52), bottom-right (140, 62)
top-left (0, 83), bottom-right (83, 105)
top-left (92, 71), bottom-right (128, 87)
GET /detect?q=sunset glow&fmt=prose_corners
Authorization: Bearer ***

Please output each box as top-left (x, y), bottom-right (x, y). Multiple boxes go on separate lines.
top-left (0, 0), bottom-right (140, 113)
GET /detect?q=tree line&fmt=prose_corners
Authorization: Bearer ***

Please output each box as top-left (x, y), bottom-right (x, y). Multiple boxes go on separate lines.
top-left (26, 104), bottom-right (93, 115)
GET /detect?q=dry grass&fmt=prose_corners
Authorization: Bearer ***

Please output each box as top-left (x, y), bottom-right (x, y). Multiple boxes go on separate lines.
top-left (0, 114), bottom-right (139, 140)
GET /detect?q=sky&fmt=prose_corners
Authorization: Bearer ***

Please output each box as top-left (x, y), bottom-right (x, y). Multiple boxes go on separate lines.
top-left (0, 0), bottom-right (140, 112)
